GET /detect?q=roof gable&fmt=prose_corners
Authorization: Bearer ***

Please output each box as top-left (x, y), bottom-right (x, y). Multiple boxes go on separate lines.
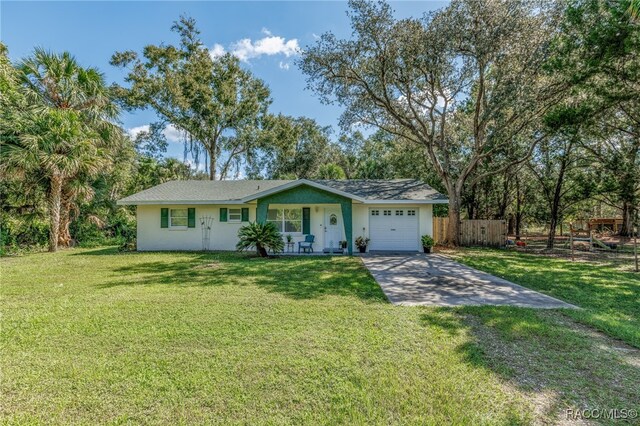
top-left (241, 179), bottom-right (365, 203)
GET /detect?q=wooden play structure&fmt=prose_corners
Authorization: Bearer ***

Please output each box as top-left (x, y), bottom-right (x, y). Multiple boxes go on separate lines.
top-left (587, 218), bottom-right (623, 234)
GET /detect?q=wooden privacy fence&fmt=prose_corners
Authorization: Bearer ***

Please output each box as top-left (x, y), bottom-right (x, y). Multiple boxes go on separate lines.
top-left (433, 217), bottom-right (506, 247)
top-left (460, 219), bottom-right (506, 247)
top-left (433, 217), bottom-right (449, 244)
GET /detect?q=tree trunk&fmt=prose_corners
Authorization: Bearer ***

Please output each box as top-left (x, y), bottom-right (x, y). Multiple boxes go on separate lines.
top-left (256, 243), bottom-right (268, 257)
top-left (547, 215), bottom-right (558, 249)
top-left (620, 202), bottom-right (635, 237)
top-left (514, 175), bottom-right (523, 240)
top-left (546, 149), bottom-right (570, 250)
top-left (466, 183), bottom-right (477, 220)
top-left (48, 175), bottom-right (63, 252)
top-left (58, 194), bottom-right (73, 247)
top-left (547, 200), bottom-right (561, 249)
top-left (209, 152), bottom-right (216, 180)
top-left (446, 187), bottom-right (462, 246)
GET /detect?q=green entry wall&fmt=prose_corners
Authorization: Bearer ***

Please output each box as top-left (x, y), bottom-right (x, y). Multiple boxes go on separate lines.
top-left (256, 184), bottom-right (354, 254)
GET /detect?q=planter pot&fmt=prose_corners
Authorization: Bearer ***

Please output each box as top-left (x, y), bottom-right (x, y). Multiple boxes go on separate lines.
top-left (423, 246), bottom-right (433, 253)
top-left (358, 246), bottom-right (367, 253)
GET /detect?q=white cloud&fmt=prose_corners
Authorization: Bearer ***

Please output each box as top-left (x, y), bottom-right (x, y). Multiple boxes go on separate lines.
top-left (162, 124), bottom-right (182, 143)
top-left (127, 124), bottom-right (183, 143)
top-left (261, 27), bottom-right (272, 36)
top-left (127, 124), bottom-right (150, 139)
top-left (230, 33), bottom-right (300, 62)
top-left (312, 33), bottom-right (320, 40)
top-left (209, 43), bottom-right (226, 59)
top-left (279, 61), bottom-right (290, 70)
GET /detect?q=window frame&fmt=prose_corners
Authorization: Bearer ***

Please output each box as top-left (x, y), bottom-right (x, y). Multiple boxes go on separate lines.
top-left (169, 208), bottom-right (188, 228)
top-left (228, 208), bottom-right (242, 223)
top-left (267, 207), bottom-right (303, 234)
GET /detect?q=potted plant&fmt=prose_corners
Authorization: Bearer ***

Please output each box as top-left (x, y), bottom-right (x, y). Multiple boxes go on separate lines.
top-left (286, 234), bottom-right (293, 243)
top-left (355, 236), bottom-right (370, 253)
top-left (339, 240), bottom-right (347, 249)
top-left (421, 235), bottom-right (434, 253)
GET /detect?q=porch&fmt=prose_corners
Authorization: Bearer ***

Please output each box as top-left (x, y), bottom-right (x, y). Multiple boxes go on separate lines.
top-left (253, 184), bottom-right (355, 254)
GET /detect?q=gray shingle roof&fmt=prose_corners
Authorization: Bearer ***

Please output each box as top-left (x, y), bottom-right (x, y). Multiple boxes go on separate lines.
top-left (314, 179), bottom-right (447, 201)
top-left (118, 179), bottom-right (447, 205)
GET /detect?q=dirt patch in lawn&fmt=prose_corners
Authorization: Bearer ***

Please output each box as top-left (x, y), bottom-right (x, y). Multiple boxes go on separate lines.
top-left (461, 309), bottom-right (640, 425)
top-left (192, 261), bottom-right (224, 270)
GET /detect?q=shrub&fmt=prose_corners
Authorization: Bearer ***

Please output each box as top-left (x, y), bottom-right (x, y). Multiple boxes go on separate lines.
top-left (236, 222), bottom-right (284, 257)
top-left (421, 235), bottom-right (434, 248)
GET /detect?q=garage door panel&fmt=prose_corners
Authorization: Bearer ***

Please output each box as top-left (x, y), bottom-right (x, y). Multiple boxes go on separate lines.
top-left (369, 208), bottom-right (419, 251)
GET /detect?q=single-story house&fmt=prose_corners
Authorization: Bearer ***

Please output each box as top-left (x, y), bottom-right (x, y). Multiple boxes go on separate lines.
top-left (117, 179), bottom-right (448, 254)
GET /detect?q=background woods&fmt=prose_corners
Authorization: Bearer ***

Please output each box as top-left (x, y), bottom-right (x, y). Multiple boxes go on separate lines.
top-left (1, 0), bottom-right (638, 253)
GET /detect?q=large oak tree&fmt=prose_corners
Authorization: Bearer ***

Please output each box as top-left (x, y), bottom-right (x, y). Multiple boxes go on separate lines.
top-left (301, 0), bottom-right (564, 245)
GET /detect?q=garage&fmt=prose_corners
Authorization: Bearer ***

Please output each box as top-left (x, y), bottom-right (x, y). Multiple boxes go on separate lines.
top-left (368, 208), bottom-right (420, 251)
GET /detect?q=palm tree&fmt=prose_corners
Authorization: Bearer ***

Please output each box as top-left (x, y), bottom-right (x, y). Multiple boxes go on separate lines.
top-left (1, 49), bottom-right (117, 251)
top-left (236, 222), bottom-right (284, 257)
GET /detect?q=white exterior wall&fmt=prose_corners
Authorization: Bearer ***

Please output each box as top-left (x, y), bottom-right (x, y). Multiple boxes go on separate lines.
top-left (351, 203), bottom-right (433, 252)
top-left (136, 202), bottom-right (434, 252)
top-left (136, 204), bottom-right (256, 251)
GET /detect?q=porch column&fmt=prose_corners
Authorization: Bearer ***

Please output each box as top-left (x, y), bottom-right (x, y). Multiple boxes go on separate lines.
top-left (339, 200), bottom-right (353, 255)
top-left (256, 199), bottom-right (269, 224)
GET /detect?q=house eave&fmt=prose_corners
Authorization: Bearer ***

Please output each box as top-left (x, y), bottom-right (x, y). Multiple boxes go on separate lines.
top-left (117, 199), bottom-right (248, 206)
top-left (360, 199), bottom-right (449, 204)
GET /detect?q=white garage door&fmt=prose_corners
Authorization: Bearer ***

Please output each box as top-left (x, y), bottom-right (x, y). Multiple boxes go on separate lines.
top-left (369, 208), bottom-right (419, 251)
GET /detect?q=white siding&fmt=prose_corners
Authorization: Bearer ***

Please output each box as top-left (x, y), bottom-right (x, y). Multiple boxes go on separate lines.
top-left (136, 204), bottom-right (256, 251)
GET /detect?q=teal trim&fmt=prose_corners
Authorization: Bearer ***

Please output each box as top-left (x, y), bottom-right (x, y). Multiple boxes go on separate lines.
top-left (256, 184), bottom-right (353, 254)
top-left (187, 208), bottom-right (196, 228)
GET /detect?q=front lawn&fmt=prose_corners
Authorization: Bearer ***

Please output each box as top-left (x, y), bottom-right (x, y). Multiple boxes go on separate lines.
top-left (448, 248), bottom-right (640, 348)
top-left (2, 248), bottom-right (638, 424)
top-left (1, 248), bottom-right (528, 424)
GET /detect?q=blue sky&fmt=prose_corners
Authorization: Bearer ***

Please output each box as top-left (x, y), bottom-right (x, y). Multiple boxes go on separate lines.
top-left (1, 1), bottom-right (446, 161)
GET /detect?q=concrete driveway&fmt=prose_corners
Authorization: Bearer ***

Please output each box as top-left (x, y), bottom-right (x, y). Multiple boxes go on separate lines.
top-left (361, 253), bottom-right (576, 308)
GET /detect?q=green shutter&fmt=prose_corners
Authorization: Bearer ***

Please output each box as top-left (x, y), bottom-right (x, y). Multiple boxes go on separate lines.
top-left (302, 207), bottom-right (311, 234)
top-left (161, 208), bottom-right (169, 228)
top-left (219, 208), bottom-right (228, 222)
top-left (188, 208), bottom-right (196, 228)
top-left (241, 207), bottom-right (249, 222)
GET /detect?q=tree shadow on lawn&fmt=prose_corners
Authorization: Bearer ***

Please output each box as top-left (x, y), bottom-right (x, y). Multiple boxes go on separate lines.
top-left (95, 251), bottom-right (387, 303)
top-left (421, 306), bottom-right (640, 423)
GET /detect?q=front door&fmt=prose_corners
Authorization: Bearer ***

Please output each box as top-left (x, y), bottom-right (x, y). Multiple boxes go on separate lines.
top-left (324, 208), bottom-right (343, 252)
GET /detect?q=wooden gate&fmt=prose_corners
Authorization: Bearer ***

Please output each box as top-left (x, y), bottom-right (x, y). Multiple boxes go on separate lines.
top-left (459, 220), bottom-right (506, 247)
top-left (432, 217), bottom-right (506, 247)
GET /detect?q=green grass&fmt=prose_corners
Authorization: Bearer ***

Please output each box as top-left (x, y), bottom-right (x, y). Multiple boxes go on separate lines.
top-left (447, 248), bottom-right (640, 348)
top-left (2, 248), bottom-right (638, 424)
